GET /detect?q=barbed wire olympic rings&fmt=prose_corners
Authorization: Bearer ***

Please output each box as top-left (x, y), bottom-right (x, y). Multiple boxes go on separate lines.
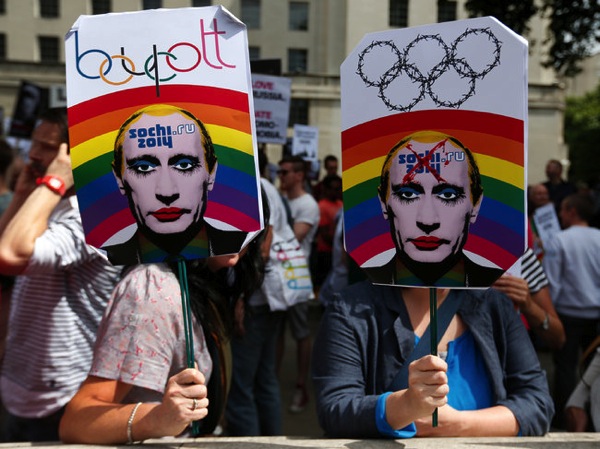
top-left (356, 28), bottom-right (502, 112)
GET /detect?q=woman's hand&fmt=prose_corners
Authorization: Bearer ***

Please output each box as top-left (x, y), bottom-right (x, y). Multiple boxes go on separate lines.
top-left (151, 368), bottom-right (209, 437)
top-left (405, 355), bottom-right (449, 417)
top-left (385, 355), bottom-right (448, 430)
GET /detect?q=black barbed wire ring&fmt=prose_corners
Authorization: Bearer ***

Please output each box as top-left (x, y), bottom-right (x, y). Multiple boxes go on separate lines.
top-left (451, 27), bottom-right (502, 80)
top-left (356, 40), bottom-right (403, 87)
top-left (355, 28), bottom-right (503, 112)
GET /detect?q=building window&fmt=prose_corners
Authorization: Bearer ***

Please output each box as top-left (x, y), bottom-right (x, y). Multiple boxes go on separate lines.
top-left (241, 0), bottom-right (261, 29)
top-left (249, 46), bottom-right (260, 60)
top-left (38, 36), bottom-right (60, 62)
top-left (142, 0), bottom-right (162, 10)
top-left (289, 99), bottom-right (309, 125)
top-left (192, 0), bottom-right (211, 6)
top-left (0, 34), bottom-right (6, 61)
top-left (92, 0), bottom-right (111, 14)
top-left (288, 48), bottom-right (307, 73)
top-left (437, 0), bottom-right (456, 23)
top-left (389, 0), bottom-right (408, 28)
top-left (40, 0), bottom-right (59, 18)
top-left (0, 0), bottom-right (6, 15)
top-left (289, 2), bottom-right (309, 31)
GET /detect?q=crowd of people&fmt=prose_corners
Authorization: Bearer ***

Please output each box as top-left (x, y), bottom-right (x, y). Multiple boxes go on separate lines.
top-left (0, 108), bottom-right (598, 443)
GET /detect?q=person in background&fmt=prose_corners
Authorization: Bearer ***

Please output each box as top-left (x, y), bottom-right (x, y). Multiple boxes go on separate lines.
top-left (527, 183), bottom-right (553, 259)
top-left (564, 336), bottom-right (600, 432)
top-left (225, 152), bottom-right (286, 436)
top-left (542, 193), bottom-right (600, 428)
top-left (314, 174), bottom-right (343, 292)
top-left (528, 183), bottom-right (552, 218)
top-left (277, 155), bottom-right (320, 413)
top-left (543, 159), bottom-right (577, 220)
top-left (0, 139), bottom-right (18, 217)
top-left (312, 155), bottom-right (340, 201)
top-left (492, 247), bottom-right (565, 351)
top-left (0, 108), bottom-right (121, 442)
top-left (317, 209), bottom-right (348, 309)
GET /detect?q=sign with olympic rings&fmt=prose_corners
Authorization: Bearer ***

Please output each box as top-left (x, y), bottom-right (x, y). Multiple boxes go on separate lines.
top-left (65, 6), bottom-right (263, 265)
top-left (341, 16), bottom-right (528, 288)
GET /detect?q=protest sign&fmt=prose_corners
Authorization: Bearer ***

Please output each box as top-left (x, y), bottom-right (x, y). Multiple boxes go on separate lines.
top-left (252, 73), bottom-right (291, 144)
top-left (9, 81), bottom-right (45, 139)
top-left (292, 124), bottom-right (318, 160)
top-left (65, 6), bottom-right (263, 265)
top-left (341, 17), bottom-right (528, 288)
top-left (533, 203), bottom-right (562, 246)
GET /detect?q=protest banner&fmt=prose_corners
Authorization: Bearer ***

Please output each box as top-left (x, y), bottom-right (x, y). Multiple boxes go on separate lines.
top-left (533, 203), bottom-right (562, 246)
top-left (341, 17), bottom-right (528, 288)
top-left (292, 124), bottom-right (318, 160)
top-left (65, 6), bottom-right (263, 265)
top-left (252, 73), bottom-right (291, 144)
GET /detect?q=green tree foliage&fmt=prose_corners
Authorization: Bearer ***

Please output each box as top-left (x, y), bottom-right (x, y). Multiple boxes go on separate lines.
top-left (543, 0), bottom-right (600, 77)
top-left (464, 0), bottom-right (538, 35)
top-left (465, 0), bottom-right (600, 77)
top-left (564, 86), bottom-right (600, 185)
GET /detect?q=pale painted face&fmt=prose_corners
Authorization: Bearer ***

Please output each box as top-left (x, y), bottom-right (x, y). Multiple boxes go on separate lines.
top-left (382, 139), bottom-right (480, 264)
top-left (116, 112), bottom-right (215, 235)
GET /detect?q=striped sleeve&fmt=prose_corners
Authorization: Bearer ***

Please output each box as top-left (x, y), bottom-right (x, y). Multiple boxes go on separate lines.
top-left (521, 248), bottom-right (548, 294)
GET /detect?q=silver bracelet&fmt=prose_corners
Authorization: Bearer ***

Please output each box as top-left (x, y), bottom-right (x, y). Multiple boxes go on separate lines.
top-left (127, 402), bottom-right (143, 444)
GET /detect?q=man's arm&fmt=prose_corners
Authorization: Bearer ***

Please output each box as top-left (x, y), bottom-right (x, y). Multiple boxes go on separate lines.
top-left (0, 144), bottom-right (74, 275)
top-left (293, 222), bottom-right (312, 243)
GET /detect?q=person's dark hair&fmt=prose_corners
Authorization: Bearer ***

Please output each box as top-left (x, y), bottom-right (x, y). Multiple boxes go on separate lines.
top-left (0, 139), bottom-right (16, 179)
top-left (112, 105), bottom-right (216, 179)
top-left (324, 155), bottom-right (338, 166)
top-left (322, 174), bottom-right (342, 190)
top-left (183, 185), bottom-right (270, 341)
top-left (563, 193), bottom-right (595, 222)
top-left (547, 159), bottom-right (563, 172)
top-left (39, 108), bottom-right (69, 144)
top-left (279, 155), bottom-right (308, 179)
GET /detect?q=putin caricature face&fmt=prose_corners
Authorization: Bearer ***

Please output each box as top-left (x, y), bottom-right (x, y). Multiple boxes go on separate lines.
top-left (113, 104), bottom-right (217, 251)
top-left (378, 131), bottom-right (483, 284)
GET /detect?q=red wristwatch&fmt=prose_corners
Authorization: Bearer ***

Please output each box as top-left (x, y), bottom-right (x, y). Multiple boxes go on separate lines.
top-left (36, 175), bottom-right (66, 197)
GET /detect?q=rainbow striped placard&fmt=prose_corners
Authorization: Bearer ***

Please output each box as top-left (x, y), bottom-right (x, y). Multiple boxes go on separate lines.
top-left (341, 17), bottom-right (528, 287)
top-left (343, 109), bottom-right (525, 270)
top-left (69, 84), bottom-right (260, 249)
top-left (65, 6), bottom-right (262, 255)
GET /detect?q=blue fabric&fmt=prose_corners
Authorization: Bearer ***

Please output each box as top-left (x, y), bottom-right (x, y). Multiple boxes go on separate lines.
top-left (311, 281), bottom-right (554, 438)
top-left (375, 392), bottom-right (416, 438)
top-left (436, 330), bottom-right (493, 411)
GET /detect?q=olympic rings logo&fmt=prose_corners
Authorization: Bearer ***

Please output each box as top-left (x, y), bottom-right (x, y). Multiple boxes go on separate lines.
top-left (356, 28), bottom-right (502, 112)
top-left (73, 19), bottom-right (235, 96)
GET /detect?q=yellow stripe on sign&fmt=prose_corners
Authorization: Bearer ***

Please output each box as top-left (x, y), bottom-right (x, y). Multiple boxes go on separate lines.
top-left (206, 124), bottom-right (253, 156)
top-left (343, 156), bottom-right (386, 191)
top-left (70, 132), bottom-right (116, 169)
top-left (476, 154), bottom-right (524, 189)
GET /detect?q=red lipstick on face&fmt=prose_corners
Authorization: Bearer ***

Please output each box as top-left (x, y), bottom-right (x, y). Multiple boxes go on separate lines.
top-left (409, 236), bottom-right (449, 251)
top-left (150, 208), bottom-right (186, 222)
